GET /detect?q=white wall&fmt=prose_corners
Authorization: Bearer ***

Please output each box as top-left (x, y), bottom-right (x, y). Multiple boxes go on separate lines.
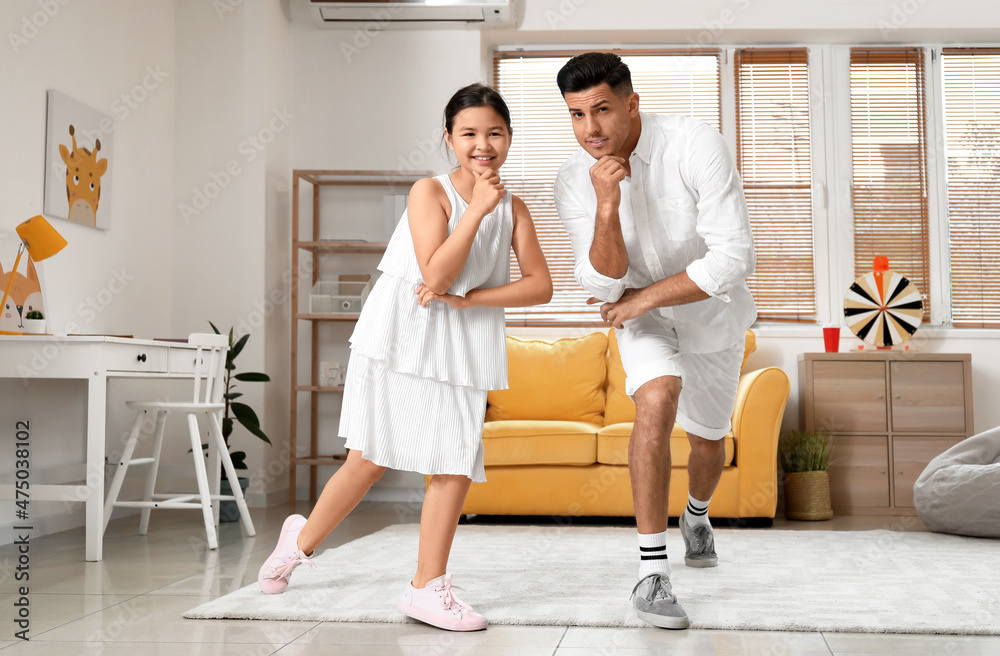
top-left (171, 0), bottom-right (292, 507)
top-left (0, 0), bottom-right (177, 542)
top-left (503, 0), bottom-right (1000, 44)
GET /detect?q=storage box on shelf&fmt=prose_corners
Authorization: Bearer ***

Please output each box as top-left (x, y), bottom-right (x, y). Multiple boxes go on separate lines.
top-left (798, 351), bottom-right (974, 515)
top-left (291, 169), bottom-right (432, 506)
top-left (309, 276), bottom-right (372, 314)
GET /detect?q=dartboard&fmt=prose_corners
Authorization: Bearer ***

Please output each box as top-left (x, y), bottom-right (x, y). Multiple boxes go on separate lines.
top-left (844, 270), bottom-right (923, 347)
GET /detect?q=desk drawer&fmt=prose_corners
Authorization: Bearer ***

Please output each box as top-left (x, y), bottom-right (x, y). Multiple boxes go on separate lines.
top-left (169, 348), bottom-right (206, 375)
top-left (104, 344), bottom-right (169, 373)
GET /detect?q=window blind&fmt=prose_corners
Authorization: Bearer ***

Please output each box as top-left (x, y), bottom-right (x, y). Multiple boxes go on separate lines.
top-left (494, 50), bottom-right (721, 326)
top-left (734, 48), bottom-right (815, 322)
top-left (849, 48), bottom-right (930, 322)
top-left (942, 48), bottom-right (1000, 328)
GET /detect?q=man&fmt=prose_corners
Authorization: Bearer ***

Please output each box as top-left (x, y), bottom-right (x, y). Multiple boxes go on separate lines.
top-left (554, 52), bottom-right (757, 629)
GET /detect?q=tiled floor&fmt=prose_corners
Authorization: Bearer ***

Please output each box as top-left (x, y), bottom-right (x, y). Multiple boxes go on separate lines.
top-left (1, 503), bottom-right (998, 655)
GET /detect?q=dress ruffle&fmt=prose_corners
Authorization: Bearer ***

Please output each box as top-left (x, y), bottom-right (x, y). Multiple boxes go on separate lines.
top-left (348, 273), bottom-right (508, 391)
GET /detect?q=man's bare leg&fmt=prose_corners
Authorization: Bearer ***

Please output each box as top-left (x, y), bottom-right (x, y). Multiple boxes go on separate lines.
top-left (679, 433), bottom-right (726, 567)
top-left (686, 434), bottom-right (725, 502)
top-left (629, 375), bottom-right (681, 534)
top-left (628, 375), bottom-right (689, 629)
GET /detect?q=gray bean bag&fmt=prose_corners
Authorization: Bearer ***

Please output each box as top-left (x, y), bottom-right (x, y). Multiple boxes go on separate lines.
top-left (913, 426), bottom-right (1000, 538)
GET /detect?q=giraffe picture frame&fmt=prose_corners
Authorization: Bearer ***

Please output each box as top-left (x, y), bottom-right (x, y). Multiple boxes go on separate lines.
top-left (43, 90), bottom-right (114, 231)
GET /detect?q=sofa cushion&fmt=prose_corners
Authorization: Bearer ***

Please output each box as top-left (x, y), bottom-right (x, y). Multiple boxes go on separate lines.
top-left (604, 328), bottom-right (758, 426)
top-left (597, 422), bottom-right (735, 467)
top-left (486, 332), bottom-right (608, 425)
top-left (482, 420), bottom-right (600, 466)
top-left (604, 328), bottom-right (634, 425)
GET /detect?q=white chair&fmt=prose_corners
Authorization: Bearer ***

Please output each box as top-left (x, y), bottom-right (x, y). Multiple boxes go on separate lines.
top-left (103, 333), bottom-right (256, 549)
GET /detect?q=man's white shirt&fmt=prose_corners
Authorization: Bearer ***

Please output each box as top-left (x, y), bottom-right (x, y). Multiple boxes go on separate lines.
top-left (554, 111), bottom-right (757, 353)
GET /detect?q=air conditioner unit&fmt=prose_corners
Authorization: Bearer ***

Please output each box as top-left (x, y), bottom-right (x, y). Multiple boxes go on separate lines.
top-left (309, 0), bottom-right (513, 29)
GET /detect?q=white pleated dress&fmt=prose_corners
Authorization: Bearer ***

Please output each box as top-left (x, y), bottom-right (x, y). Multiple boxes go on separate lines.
top-left (339, 174), bottom-right (512, 483)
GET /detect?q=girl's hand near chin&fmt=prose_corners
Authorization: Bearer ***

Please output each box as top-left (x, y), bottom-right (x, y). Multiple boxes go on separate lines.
top-left (469, 168), bottom-right (505, 218)
top-left (415, 283), bottom-right (468, 309)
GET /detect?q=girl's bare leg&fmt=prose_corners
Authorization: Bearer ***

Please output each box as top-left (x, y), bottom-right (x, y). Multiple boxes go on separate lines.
top-left (296, 449), bottom-right (386, 554)
top-left (412, 473), bottom-right (472, 587)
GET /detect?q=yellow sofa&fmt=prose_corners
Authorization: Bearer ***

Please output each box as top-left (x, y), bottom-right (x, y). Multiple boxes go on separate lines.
top-left (443, 329), bottom-right (790, 522)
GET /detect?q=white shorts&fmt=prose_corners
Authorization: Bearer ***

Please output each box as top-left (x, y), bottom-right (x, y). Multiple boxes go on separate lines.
top-left (617, 313), bottom-right (744, 440)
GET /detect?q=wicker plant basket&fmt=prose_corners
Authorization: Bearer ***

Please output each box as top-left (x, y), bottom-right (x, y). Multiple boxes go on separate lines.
top-left (784, 470), bottom-right (833, 520)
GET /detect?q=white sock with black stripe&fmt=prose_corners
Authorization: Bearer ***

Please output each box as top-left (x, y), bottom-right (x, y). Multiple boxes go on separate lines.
top-left (683, 493), bottom-right (711, 528)
top-left (637, 531), bottom-right (669, 580)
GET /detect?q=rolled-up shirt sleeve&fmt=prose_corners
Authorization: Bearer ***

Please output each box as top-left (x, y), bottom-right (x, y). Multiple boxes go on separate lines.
top-left (554, 175), bottom-right (628, 303)
top-left (682, 124), bottom-right (756, 303)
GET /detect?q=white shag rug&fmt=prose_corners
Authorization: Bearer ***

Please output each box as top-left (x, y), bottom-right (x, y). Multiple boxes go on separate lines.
top-left (185, 524), bottom-right (1000, 634)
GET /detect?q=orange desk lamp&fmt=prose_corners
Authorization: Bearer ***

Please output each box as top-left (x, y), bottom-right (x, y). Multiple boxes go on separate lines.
top-left (1, 215), bottom-right (68, 336)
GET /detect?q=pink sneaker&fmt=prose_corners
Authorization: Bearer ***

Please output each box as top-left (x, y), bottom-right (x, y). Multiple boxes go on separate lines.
top-left (397, 573), bottom-right (488, 631)
top-left (257, 514), bottom-right (314, 594)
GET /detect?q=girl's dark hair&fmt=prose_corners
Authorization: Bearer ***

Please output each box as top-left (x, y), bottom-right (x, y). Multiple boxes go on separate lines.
top-left (443, 83), bottom-right (513, 135)
top-left (556, 52), bottom-right (633, 98)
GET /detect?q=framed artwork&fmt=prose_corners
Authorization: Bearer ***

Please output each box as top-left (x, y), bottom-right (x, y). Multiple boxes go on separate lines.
top-left (43, 90), bottom-right (114, 230)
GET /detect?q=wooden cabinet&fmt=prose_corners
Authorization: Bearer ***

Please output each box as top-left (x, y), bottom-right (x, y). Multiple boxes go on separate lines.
top-left (290, 169), bottom-right (430, 506)
top-left (891, 436), bottom-right (959, 508)
top-left (799, 352), bottom-right (973, 515)
top-left (827, 435), bottom-right (890, 509)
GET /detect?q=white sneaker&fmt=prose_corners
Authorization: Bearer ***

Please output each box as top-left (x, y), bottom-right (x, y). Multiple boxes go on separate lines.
top-left (257, 514), bottom-right (315, 594)
top-left (398, 574), bottom-right (488, 631)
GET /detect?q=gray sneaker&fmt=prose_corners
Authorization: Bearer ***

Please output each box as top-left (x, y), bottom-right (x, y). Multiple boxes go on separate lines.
top-left (680, 512), bottom-right (718, 568)
top-left (630, 573), bottom-right (689, 629)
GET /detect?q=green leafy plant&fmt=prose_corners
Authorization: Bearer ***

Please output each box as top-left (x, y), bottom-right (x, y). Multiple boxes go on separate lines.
top-left (25, 310), bottom-right (44, 320)
top-left (209, 322), bottom-right (272, 470)
top-left (778, 430), bottom-right (833, 473)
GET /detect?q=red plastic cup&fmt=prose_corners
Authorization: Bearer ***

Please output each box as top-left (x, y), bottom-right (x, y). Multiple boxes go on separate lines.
top-left (823, 326), bottom-right (840, 353)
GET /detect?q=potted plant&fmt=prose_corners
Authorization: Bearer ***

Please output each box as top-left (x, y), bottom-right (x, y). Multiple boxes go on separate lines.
top-left (22, 310), bottom-right (46, 334)
top-left (209, 322), bottom-right (272, 521)
top-left (778, 429), bottom-right (834, 521)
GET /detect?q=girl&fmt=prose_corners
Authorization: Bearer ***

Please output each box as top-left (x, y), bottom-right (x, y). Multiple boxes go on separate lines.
top-left (258, 83), bottom-right (552, 631)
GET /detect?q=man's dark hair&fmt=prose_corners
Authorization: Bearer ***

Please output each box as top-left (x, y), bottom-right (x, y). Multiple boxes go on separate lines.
top-left (556, 52), bottom-right (633, 98)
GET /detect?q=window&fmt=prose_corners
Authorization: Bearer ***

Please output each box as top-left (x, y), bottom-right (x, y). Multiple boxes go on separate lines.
top-left (942, 48), bottom-right (1000, 328)
top-left (734, 48), bottom-right (815, 322)
top-left (494, 50), bottom-right (721, 325)
top-left (849, 48), bottom-right (930, 321)
top-left (493, 44), bottom-right (997, 330)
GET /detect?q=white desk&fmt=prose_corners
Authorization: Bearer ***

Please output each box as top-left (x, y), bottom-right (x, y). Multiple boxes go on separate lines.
top-left (0, 335), bottom-right (201, 561)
